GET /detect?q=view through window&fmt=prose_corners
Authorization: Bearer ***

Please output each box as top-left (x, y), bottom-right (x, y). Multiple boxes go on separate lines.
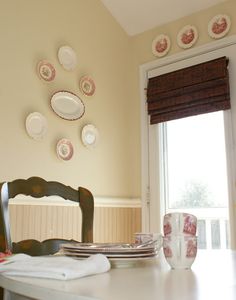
top-left (162, 111), bottom-right (230, 249)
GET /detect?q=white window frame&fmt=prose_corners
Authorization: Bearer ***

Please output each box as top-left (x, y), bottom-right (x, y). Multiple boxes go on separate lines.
top-left (139, 35), bottom-right (236, 248)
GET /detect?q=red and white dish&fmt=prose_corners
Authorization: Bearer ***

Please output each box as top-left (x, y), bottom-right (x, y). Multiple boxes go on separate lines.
top-left (56, 138), bottom-right (74, 161)
top-left (208, 14), bottom-right (231, 39)
top-left (81, 124), bottom-right (99, 148)
top-left (37, 60), bottom-right (56, 82)
top-left (79, 76), bottom-right (96, 96)
top-left (152, 34), bottom-right (171, 57)
top-left (25, 112), bottom-right (48, 140)
top-left (177, 25), bottom-right (198, 49)
top-left (58, 45), bottom-right (77, 71)
top-left (50, 91), bottom-right (85, 121)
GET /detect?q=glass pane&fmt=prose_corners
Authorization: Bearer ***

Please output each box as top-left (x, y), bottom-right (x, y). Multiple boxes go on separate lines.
top-left (197, 220), bottom-right (206, 249)
top-left (226, 220), bottom-right (230, 249)
top-left (166, 111), bottom-right (228, 209)
top-left (211, 220), bottom-right (221, 249)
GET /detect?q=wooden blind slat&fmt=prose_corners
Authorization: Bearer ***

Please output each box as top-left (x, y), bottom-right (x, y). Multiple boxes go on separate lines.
top-left (150, 99), bottom-right (230, 124)
top-left (147, 56), bottom-right (228, 96)
top-left (148, 77), bottom-right (229, 111)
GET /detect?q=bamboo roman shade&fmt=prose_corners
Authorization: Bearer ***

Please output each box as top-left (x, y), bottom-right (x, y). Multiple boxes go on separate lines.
top-left (147, 56), bottom-right (230, 124)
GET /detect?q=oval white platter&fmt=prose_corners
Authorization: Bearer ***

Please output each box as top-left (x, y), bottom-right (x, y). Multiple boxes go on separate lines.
top-left (177, 25), bottom-right (198, 49)
top-left (79, 76), bottom-right (96, 96)
top-left (152, 34), bottom-right (171, 57)
top-left (37, 60), bottom-right (56, 82)
top-left (25, 112), bottom-right (47, 140)
top-left (56, 138), bottom-right (74, 161)
top-left (81, 124), bottom-right (99, 148)
top-left (58, 45), bottom-right (77, 71)
top-left (50, 91), bottom-right (85, 120)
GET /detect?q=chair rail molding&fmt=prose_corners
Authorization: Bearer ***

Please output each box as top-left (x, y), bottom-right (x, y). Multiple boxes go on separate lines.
top-left (9, 195), bottom-right (141, 208)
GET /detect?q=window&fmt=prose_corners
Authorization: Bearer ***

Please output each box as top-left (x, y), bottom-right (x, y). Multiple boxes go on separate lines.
top-left (160, 111), bottom-right (230, 248)
top-left (141, 41), bottom-right (236, 249)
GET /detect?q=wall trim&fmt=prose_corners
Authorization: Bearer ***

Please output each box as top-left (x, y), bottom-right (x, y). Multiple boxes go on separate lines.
top-left (9, 196), bottom-right (141, 208)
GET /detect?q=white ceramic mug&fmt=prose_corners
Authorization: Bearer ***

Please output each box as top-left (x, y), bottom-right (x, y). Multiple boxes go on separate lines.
top-left (163, 235), bottom-right (197, 269)
top-left (163, 212), bottom-right (197, 236)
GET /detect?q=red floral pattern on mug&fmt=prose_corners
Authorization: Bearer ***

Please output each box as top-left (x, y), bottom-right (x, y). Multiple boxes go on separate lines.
top-left (186, 239), bottom-right (197, 258)
top-left (163, 246), bottom-right (173, 258)
top-left (183, 215), bottom-right (197, 235)
top-left (163, 221), bottom-right (172, 235)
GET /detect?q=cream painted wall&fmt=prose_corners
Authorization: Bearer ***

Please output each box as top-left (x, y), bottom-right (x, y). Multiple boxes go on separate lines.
top-left (0, 0), bottom-right (235, 202)
top-left (0, 0), bottom-right (138, 198)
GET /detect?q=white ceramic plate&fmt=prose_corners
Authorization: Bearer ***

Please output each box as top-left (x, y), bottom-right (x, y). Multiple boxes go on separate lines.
top-left (79, 76), bottom-right (96, 96)
top-left (208, 14), bottom-right (231, 39)
top-left (81, 124), bottom-right (99, 148)
top-left (51, 91), bottom-right (85, 120)
top-left (177, 25), bottom-right (198, 49)
top-left (25, 112), bottom-right (47, 140)
top-left (58, 45), bottom-right (77, 71)
top-left (63, 251), bottom-right (158, 259)
top-left (63, 253), bottom-right (158, 269)
top-left (152, 34), bottom-right (171, 57)
top-left (56, 138), bottom-right (74, 161)
top-left (62, 242), bottom-right (158, 253)
top-left (37, 60), bottom-right (56, 82)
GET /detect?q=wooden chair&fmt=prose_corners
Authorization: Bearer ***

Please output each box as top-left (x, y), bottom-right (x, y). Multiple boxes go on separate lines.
top-left (0, 176), bottom-right (94, 256)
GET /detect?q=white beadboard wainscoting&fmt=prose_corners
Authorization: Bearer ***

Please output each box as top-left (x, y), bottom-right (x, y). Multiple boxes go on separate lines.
top-left (9, 196), bottom-right (141, 243)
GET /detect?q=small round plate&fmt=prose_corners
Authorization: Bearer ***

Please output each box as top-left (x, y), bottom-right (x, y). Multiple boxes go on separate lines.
top-left (58, 46), bottom-right (77, 71)
top-left (81, 124), bottom-right (99, 148)
top-left (208, 14), bottom-right (231, 39)
top-left (25, 112), bottom-right (48, 140)
top-left (79, 76), bottom-right (96, 96)
top-left (177, 25), bottom-right (198, 49)
top-left (37, 60), bottom-right (56, 82)
top-left (56, 138), bottom-right (74, 161)
top-left (152, 34), bottom-right (171, 57)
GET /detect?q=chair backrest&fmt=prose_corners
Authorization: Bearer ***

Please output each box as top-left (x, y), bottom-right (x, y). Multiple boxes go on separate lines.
top-left (0, 176), bottom-right (94, 255)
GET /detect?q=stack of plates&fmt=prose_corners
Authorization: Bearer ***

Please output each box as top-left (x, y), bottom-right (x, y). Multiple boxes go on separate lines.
top-left (61, 242), bottom-right (161, 261)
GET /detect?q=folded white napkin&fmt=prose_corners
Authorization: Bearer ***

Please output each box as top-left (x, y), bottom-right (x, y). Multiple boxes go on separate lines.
top-left (0, 253), bottom-right (110, 280)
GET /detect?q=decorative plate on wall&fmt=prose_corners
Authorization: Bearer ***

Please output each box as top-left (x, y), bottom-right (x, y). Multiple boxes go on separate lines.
top-left (25, 112), bottom-right (47, 140)
top-left (58, 45), bottom-right (77, 71)
top-left (208, 14), bottom-right (231, 39)
top-left (79, 76), bottom-right (96, 96)
top-left (37, 60), bottom-right (56, 82)
top-left (177, 25), bottom-right (198, 49)
top-left (50, 91), bottom-right (85, 120)
top-left (56, 138), bottom-right (74, 161)
top-left (81, 124), bottom-right (99, 148)
top-left (152, 34), bottom-right (171, 57)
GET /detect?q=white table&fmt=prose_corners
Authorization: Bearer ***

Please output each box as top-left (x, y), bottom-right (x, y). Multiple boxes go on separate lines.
top-left (0, 249), bottom-right (236, 300)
